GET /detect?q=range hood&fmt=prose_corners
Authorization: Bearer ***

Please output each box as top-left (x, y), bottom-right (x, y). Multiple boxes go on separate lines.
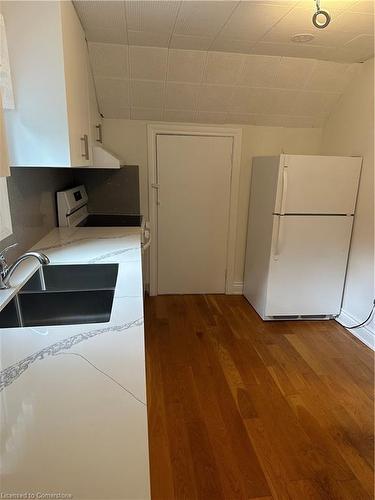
top-left (92, 145), bottom-right (122, 169)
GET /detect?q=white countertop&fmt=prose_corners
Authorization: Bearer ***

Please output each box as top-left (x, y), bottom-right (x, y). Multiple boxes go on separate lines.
top-left (0, 227), bottom-right (150, 500)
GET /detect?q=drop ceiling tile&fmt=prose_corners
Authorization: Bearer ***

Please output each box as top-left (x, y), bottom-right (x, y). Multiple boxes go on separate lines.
top-left (274, 57), bottom-right (316, 89)
top-left (254, 114), bottom-right (319, 128)
top-left (251, 41), bottom-right (339, 61)
top-left (130, 107), bottom-right (163, 121)
top-left (306, 30), bottom-right (365, 51)
top-left (230, 87), bottom-right (269, 114)
top-left (100, 104), bottom-right (130, 119)
top-left (293, 91), bottom-right (340, 116)
top-left (197, 85), bottom-right (234, 112)
top-left (167, 50), bottom-right (206, 83)
top-left (130, 46), bottom-right (168, 80)
top-left (88, 42), bottom-right (128, 78)
top-left (281, 115), bottom-right (321, 128)
top-left (94, 77), bottom-right (130, 118)
top-left (210, 37), bottom-right (257, 54)
top-left (261, 7), bottom-right (320, 44)
top-left (319, 1), bottom-right (359, 17)
top-left (288, 2), bottom-right (357, 27)
top-left (130, 80), bottom-right (165, 108)
top-left (174, 1), bottom-right (236, 37)
top-left (332, 35), bottom-right (374, 61)
top-left (74, 1), bottom-right (127, 43)
top-left (312, 114), bottom-right (329, 127)
top-left (261, 4), bottom-right (365, 47)
top-left (220, 2), bottom-right (293, 41)
top-left (164, 109), bottom-right (196, 122)
top-left (329, 51), bottom-right (357, 63)
top-left (169, 34), bottom-right (213, 51)
top-left (350, 1), bottom-right (375, 14)
top-left (254, 0), bottom-right (298, 4)
top-left (343, 34), bottom-right (374, 59)
top-left (127, 31), bottom-right (170, 47)
top-left (264, 88), bottom-right (298, 114)
top-left (330, 11), bottom-right (374, 33)
top-left (125, 1), bottom-right (180, 33)
top-left (226, 113), bottom-right (257, 125)
top-left (305, 60), bottom-right (358, 92)
top-left (165, 82), bottom-right (200, 110)
top-left (95, 77), bottom-right (130, 107)
top-left (204, 52), bottom-right (245, 84)
top-left (239, 54), bottom-right (280, 87)
top-left (270, 26), bottom-right (362, 47)
top-left (254, 114), bottom-right (290, 127)
top-left (80, 28), bottom-right (127, 45)
top-left (196, 111), bottom-right (227, 124)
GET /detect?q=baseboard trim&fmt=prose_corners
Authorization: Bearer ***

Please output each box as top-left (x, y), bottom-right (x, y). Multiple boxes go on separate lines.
top-left (336, 309), bottom-right (374, 350)
top-left (227, 281), bottom-right (244, 295)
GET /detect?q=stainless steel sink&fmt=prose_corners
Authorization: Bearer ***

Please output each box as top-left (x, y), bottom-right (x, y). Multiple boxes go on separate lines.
top-left (0, 298), bottom-right (19, 328)
top-left (0, 264), bottom-right (118, 328)
top-left (21, 264), bottom-right (118, 292)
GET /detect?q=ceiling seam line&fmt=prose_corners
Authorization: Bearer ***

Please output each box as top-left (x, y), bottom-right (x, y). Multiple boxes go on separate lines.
top-left (122, 1), bottom-right (129, 46)
top-left (206, 0), bottom-right (241, 52)
top-left (255, 1), bottom-right (304, 47)
top-left (167, 1), bottom-right (183, 49)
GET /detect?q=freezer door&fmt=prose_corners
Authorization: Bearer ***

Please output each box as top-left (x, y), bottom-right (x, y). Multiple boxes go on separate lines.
top-left (265, 215), bottom-right (353, 317)
top-left (274, 155), bottom-right (362, 215)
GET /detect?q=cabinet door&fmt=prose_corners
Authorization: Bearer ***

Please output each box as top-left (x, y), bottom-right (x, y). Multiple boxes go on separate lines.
top-left (2, 1), bottom-right (72, 167)
top-left (88, 65), bottom-right (103, 152)
top-left (0, 95), bottom-right (10, 177)
top-left (60, 1), bottom-right (90, 167)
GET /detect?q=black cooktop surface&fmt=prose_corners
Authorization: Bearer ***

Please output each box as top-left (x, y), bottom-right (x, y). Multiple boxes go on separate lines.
top-left (79, 214), bottom-right (143, 227)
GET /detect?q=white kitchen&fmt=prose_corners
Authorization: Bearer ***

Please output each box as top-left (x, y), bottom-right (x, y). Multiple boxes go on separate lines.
top-left (0, 1), bottom-right (374, 499)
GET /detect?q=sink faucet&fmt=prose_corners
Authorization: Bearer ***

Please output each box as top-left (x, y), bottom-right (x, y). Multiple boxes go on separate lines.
top-left (0, 244), bottom-right (50, 289)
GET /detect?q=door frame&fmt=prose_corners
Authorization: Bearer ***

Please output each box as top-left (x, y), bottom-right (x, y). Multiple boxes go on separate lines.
top-left (147, 124), bottom-right (242, 296)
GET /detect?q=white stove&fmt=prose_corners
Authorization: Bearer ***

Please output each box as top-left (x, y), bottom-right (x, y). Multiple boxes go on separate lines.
top-left (57, 185), bottom-right (141, 227)
top-left (57, 185), bottom-right (150, 249)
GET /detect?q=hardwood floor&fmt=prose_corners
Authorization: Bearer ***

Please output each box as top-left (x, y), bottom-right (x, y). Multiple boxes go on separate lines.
top-left (145, 294), bottom-right (374, 500)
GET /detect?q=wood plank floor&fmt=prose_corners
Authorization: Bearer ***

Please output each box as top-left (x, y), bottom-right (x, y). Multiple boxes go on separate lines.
top-left (145, 295), bottom-right (374, 500)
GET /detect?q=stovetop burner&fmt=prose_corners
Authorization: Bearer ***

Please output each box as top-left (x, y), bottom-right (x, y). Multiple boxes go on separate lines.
top-left (78, 214), bottom-right (143, 227)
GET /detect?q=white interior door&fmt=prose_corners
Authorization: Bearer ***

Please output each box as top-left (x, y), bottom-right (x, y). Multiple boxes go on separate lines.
top-left (265, 215), bottom-right (353, 316)
top-left (156, 134), bottom-right (233, 294)
top-left (275, 155), bottom-right (362, 215)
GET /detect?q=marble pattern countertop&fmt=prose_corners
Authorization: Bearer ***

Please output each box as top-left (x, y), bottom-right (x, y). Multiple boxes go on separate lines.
top-left (0, 227), bottom-right (150, 500)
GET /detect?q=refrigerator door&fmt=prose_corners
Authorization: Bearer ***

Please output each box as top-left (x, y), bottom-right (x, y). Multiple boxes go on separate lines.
top-left (265, 215), bottom-right (353, 317)
top-left (274, 155), bottom-right (362, 215)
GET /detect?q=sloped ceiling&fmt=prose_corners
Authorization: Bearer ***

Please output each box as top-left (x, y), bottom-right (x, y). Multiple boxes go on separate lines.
top-left (74, 1), bottom-right (374, 127)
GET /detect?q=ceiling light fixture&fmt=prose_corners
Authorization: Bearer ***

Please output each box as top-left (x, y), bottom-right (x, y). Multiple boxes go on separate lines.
top-left (291, 33), bottom-right (315, 43)
top-left (312, 0), bottom-right (331, 29)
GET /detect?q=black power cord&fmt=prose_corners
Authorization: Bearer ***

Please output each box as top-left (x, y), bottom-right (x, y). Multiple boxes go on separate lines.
top-left (341, 299), bottom-right (375, 329)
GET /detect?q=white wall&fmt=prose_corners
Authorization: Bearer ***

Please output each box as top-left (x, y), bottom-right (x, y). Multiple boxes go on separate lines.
top-left (321, 58), bottom-right (374, 347)
top-left (103, 119), bottom-right (322, 286)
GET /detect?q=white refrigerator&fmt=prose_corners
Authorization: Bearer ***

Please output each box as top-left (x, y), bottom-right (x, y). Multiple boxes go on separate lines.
top-left (243, 154), bottom-right (362, 320)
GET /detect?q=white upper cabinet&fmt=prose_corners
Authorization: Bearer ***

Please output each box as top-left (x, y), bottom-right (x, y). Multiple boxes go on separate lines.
top-left (2, 1), bottom-right (92, 167)
top-left (0, 95), bottom-right (10, 177)
top-left (60, 1), bottom-right (91, 167)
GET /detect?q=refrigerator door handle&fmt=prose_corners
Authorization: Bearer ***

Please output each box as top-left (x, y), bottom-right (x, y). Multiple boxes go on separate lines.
top-left (273, 215), bottom-right (284, 260)
top-left (280, 167), bottom-right (288, 215)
